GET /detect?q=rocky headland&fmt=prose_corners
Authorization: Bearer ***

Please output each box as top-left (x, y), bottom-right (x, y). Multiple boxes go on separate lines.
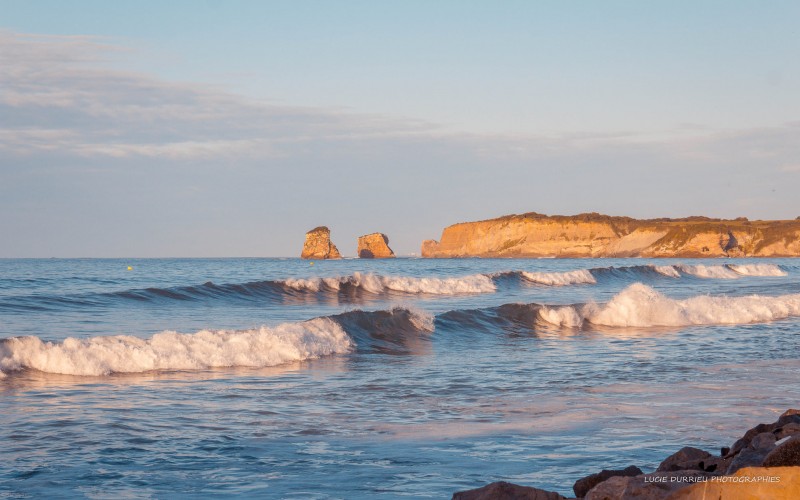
top-left (300, 226), bottom-right (342, 259)
top-left (357, 232), bottom-right (396, 258)
top-left (422, 212), bottom-right (800, 258)
top-left (452, 409), bottom-right (800, 499)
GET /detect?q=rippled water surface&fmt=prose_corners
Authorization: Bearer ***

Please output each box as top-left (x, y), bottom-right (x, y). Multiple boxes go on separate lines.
top-left (1, 257), bottom-right (799, 498)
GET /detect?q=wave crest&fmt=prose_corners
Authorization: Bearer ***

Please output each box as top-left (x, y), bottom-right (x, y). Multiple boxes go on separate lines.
top-left (521, 269), bottom-right (596, 286)
top-left (0, 318), bottom-right (353, 377)
top-left (534, 283), bottom-right (800, 328)
top-left (284, 272), bottom-right (495, 295)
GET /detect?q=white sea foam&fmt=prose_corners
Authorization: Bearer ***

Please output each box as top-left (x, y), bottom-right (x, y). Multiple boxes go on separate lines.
top-left (521, 269), bottom-right (596, 286)
top-left (675, 263), bottom-right (787, 279)
top-left (538, 306), bottom-right (584, 327)
top-left (535, 283), bottom-right (800, 329)
top-left (727, 263), bottom-right (787, 277)
top-left (0, 318), bottom-right (353, 377)
top-left (652, 265), bottom-right (681, 278)
top-left (585, 283), bottom-right (800, 327)
top-left (284, 272), bottom-right (495, 295)
top-left (405, 309), bottom-right (436, 332)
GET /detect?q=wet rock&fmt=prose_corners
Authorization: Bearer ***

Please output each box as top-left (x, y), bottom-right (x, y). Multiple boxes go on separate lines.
top-left (584, 471), bottom-right (712, 500)
top-left (357, 232), bottom-right (395, 258)
top-left (300, 226), bottom-right (342, 260)
top-left (452, 481), bottom-right (567, 500)
top-left (573, 465), bottom-right (642, 498)
top-left (726, 411), bottom-right (800, 458)
top-left (657, 447), bottom-right (711, 472)
top-left (775, 423), bottom-right (800, 440)
top-left (668, 466), bottom-right (800, 500)
top-left (726, 432), bottom-right (776, 474)
top-left (763, 435), bottom-right (800, 467)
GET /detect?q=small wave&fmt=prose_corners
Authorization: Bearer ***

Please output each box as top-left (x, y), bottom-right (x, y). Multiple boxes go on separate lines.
top-left (534, 283), bottom-right (800, 328)
top-left (675, 263), bottom-right (787, 279)
top-left (727, 264), bottom-right (787, 277)
top-left (331, 307), bottom-right (434, 355)
top-left (520, 269), bottom-right (596, 286)
top-left (283, 272), bottom-right (495, 295)
top-left (676, 264), bottom-right (741, 279)
top-left (538, 306), bottom-right (584, 327)
top-left (652, 265), bottom-right (681, 278)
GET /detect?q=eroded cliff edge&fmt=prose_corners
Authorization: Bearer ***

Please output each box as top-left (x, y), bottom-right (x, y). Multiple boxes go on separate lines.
top-left (422, 212), bottom-right (800, 258)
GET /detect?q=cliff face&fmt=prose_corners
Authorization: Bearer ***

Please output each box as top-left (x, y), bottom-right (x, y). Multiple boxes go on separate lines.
top-left (421, 213), bottom-right (800, 258)
top-left (300, 226), bottom-right (342, 259)
top-left (357, 232), bottom-right (395, 258)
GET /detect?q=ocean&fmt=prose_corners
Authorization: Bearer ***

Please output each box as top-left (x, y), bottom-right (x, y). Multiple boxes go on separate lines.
top-left (1, 257), bottom-right (799, 498)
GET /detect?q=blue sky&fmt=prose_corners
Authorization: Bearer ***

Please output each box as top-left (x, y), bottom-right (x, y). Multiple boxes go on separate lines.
top-left (1, 1), bottom-right (799, 256)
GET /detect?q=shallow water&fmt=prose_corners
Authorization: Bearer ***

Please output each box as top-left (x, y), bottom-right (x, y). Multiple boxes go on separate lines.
top-left (1, 257), bottom-right (799, 498)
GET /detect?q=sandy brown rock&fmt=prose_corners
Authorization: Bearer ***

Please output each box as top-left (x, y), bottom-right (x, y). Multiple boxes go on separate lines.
top-left (452, 481), bottom-right (567, 500)
top-left (300, 226), bottom-right (342, 260)
top-left (666, 466), bottom-right (800, 500)
top-left (421, 212), bottom-right (800, 258)
top-left (585, 471), bottom-right (715, 500)
top-left (573, 465), bottom-right (642, 498)
top-left (657, 447), bottom-right (712, 472)
top-left (357, 232), bottom-right (395, 259)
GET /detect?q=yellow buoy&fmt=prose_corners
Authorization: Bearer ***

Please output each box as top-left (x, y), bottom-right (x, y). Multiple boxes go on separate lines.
top-left (310, 262), bottom-right (314, 266)
top-left (127, 266), bottom-right (133, 271)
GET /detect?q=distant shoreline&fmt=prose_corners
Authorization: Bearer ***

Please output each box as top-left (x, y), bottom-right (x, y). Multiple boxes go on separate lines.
top-left (422, 212), bottom-right (800, 258)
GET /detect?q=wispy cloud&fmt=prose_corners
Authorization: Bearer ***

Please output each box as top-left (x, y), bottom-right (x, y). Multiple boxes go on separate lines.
top-left (0, 30), bottom-right (441, 160)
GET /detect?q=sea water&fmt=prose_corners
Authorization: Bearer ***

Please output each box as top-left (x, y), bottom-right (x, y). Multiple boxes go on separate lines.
top-left (1, 257), bottom-right (799, 498)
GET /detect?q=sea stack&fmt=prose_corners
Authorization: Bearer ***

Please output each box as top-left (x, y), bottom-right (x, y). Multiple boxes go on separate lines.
top-left (300, 226), bottom-right (342, 259)
top-left (357, 233), bottom-right (395, 258)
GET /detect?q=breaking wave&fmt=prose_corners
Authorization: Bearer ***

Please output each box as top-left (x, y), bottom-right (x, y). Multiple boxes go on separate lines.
top-left (520, 269), bottom-right (596, 286)
top-left (438, 283), bottom-right (800, 333)
top-left (539, 283), bottom-right (800, 328)
top-left (0, 308), bottom-right (434, 378)
top-left (675, 263), bottom-right (787, 279)
top-left (283, 272), bottom-right (496, 295)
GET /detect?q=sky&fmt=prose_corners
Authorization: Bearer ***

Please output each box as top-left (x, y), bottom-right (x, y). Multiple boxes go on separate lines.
top-left (1, 0), bottom-right (799, 257)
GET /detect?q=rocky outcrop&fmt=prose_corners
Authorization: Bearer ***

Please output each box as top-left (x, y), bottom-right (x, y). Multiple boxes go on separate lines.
top-left (422, 212), bottom-right (800, 258)
top-left (573, 465), bottom-right (642, 498)
top-left (454, 409), bottom-right (800, 499)
top-left (452, 481), bottom-right (567, 500)
top-left (357, 233), bottom-right (395, 259)
top-left (300, 226), bottom-right (341, 260)
top-left (668, 467), bottom-right (800, 499)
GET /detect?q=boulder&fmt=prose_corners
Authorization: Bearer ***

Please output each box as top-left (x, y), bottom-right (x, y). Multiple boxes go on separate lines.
top-left (763, 435), bottom-right (800, 467)
top-left (727, 432), bottom-right (776, 474)
top-left (300, 226), bottom-right (342, 260)
top-left (667, 466), bottom-right (800, 500)
top-left (357, 232), bottom-right (395, 258)
top-left (585, 471), bottom-right (713, 500)
top-left (452, 481), bottom-right (567, 500)
top-left (657, 447), bottom-right (712, 472)
top-left (573, 465), bottom-right (642, 498)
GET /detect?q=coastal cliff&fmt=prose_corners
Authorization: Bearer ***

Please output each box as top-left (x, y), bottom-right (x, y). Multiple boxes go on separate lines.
top-left (422, 212), bottom-right (800, 258)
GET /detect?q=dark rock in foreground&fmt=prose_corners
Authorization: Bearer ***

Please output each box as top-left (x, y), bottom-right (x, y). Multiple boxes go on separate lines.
top-left (454, 409), bottom-right (800, 499)
top-left (573, 465), bottom-right (642, 498)
top-left (452, 481), bottom-right (567, 500)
